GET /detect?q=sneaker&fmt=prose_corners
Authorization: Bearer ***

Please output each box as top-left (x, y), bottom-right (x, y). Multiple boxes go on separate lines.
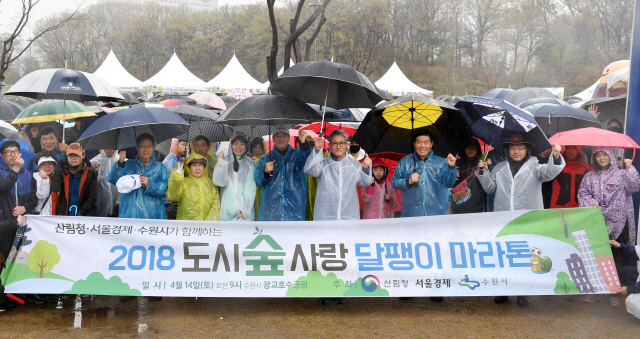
top-left (318, 298), bottom-right (330, 303)
top-left (494, 296), bottom-right (509, 304)
top-left (517, 296), bottom-right (529, 307)
top-left (609, 295), bottom-right (621, 307)
top-left (334, 298), bottom-right (346, 304)
top-left (583, 294), bottom-right (597, 303)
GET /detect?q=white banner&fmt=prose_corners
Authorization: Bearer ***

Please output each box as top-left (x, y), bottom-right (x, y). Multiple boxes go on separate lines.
top-left (2, 208), bottom-right (618, 297)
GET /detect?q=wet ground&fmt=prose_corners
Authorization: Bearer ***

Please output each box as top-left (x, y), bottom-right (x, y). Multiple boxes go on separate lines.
top-left (2, 295), bottom-right (639, 338)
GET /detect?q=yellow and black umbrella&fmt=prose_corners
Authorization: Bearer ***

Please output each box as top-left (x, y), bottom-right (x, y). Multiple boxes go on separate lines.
top-left (12, 99), bottom-right (95, 124)
top-left (353, 94), bottom-right (473, 161)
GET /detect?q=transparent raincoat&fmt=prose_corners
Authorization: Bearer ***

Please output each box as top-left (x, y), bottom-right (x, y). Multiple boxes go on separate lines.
top-left (167, 153), bottom-right (220, 221)
top-left (391, 151), bottom-right (457, 217)
top-left (90, 150), bottom-right (120, 217)
top-left (254, 145), bottom-right (312, 221)
top-left (108, 151), bottom-right (168, 219)
top-left (304, 149), bottom-right (372, 220)
top-left (476, 152), bottom-right (565, 212)
top-left (212, 132), bottom-right (256, 221)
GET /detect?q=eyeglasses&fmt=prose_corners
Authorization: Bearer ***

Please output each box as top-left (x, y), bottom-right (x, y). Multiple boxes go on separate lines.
top-left (331, 142), bottom-right (347, 147)
top-left (510, 146), bottom-right (527, 152)
top-left (138, 145), bottom-right (154, 150)
top-left (3, 150), bottom-right (20, 155)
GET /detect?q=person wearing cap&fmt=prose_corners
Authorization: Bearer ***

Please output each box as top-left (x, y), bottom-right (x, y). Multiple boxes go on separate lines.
top-left (190, 135), bottom-right (218, 179)
top-left (90, 149), bottom-right (121, 217)
top-left (167, 152), bottom-right (220, 220)
top-left (361, 157), bottom-right (398, 219)
top-left (451, 138), bottom-right (487, 214)
top-left (254, 126), bottom-right (313, 221)
top-left (391, 130), bottom-right (457, 218)
top-left (31, 152), bottom-right (57, 215)
top-left (213, 131), bottom-right (256, 221)
top-left (108, 133), bottom-right (169, 219)
top-left (476, 134), bottom-right (564, 307)
top-left (0, 140), bottom-right (37, 220)
top-left (305, 129), bottom-right (372, 221)
top-left (51, 143), bottom-right (98, 216)
top-left (162, 139), bottom-right (190, 174)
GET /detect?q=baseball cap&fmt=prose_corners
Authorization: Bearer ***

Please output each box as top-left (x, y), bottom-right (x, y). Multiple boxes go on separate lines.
top-left (272, 125), bottom-right (291, 136)
top-left (66, 143), bottom-right (84, 157)
top-left (116, 174), bottom-right (142, 194)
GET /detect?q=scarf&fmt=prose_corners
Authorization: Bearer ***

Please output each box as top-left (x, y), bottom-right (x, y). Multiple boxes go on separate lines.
top-left (68, 162), bottom-right (86, 176)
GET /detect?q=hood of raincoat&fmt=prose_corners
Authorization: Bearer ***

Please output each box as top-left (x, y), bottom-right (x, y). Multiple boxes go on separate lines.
top-left (562, 146), bottom-right (585, 168)
top-left (591, 147), bottom-right (616, 172)
top-left (184, 153), bottom-right (209, 178)
top-left (171, 138), bottom-right (189, 157)
top-left (167, 152), bottom-right (220, 221)
top-left (371, 158), bottom-right (388, 184)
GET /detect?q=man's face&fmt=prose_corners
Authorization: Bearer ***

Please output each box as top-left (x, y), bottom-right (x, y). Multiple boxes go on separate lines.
top-left (190, 162), bottom-right (205, 178)
top-left (40, 132), bottom-right (58, 151)
top-left (329, 135), bottom-right (348, 158)
top-left (176, 141), bottom-right (188, 155)
top-left (273, 132), bottom-right (289, 151)
top-left (1, 146), bottom-right (20, 166)
top-left (194, 139), bottom-right (209, 157)
top-left (414, 135), bottom-right (432, 158)
top-left (104, 149), bottom-right (117, 158)
top-left (509, 144), bottom-right (527, 161)
top-left (565, 146), bottom-right (579, 161)
top-left (137, 139), bottom-right (154, 162)
top-left (232, 139), bottom-right (246, 156)
top-left (607, 122), bottom-right (623, 133)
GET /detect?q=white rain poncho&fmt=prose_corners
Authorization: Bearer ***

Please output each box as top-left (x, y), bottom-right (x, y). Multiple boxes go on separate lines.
top-left (304, 149), bottom-right (372, 220)
top-left (91, 150), bottom-right (120, 217)
top-left (212, 132), bottom-right (257, 221)
top-left (475, 155), bottom-right (565, 211)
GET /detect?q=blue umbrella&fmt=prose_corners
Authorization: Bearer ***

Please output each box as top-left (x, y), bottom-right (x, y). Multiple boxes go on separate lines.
top-left (77, 105), bottom-right (189, 150)
top-left (533, 105), bottom-right (602, 136)
top-left (482, 88), bottom-right (513, 100)
top-left (455, 96), bottom-right (551, 154)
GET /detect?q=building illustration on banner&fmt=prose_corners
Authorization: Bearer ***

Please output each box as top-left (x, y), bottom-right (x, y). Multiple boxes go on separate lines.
top-left (563, 230), bottom-right (618, 294)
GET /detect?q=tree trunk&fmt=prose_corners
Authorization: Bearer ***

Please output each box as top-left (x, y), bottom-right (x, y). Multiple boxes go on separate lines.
top-left (266, 0), bottom-right (279, 86)
top-left (304, 11), bottom-right (327, 61)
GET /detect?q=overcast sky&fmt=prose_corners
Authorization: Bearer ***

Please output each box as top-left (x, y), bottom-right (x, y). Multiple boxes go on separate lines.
top-left (0, 0), bottom-right (262, 35)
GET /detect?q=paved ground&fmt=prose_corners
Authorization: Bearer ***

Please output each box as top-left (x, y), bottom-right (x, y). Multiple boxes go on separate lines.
top-left (2, 295), bottom-right (639, 338)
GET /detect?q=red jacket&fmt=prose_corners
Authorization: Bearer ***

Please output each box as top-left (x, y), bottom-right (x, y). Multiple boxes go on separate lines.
top-left (551, 149), bottom-right (593, 208)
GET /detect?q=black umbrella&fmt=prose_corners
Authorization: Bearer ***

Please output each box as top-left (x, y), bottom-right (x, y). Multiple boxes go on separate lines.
top-left (482, 88), bottom-right (513, 100)
top-left (77, 105), bottom-right (189, 150)
top-left (0, 81), bottom-right (6, 87)
top-left (4, 96), bottom-right (36, 108)
top-left (163, 105), bottom-right (234, 142)
top-left (149, 91), bottom-right (196, 105)
top-left (436, 95), bottom-right (452, 100)
top-left (378, 89), bottom-right (393, 101)
top-left (502, 87), bottom-right (557, 105)
top-left (353, 95), bottom-right (473, 160)
top-left (219, 95), bottom-right (239, 105)
top-left (442, 96), bottom-right (464, 105)
top-left (118, 91), bottom-right (140, 105)
top-left (533, 105), bottom-right (602, 136)
top-left (0, 100), bottom-right (25, 120)
top-left (562, 95), bottom-right (584, 105)
top-left (579, 94), bottom-right (627, 129)
top-left (518, 97), bottom-right (569, 109)
top-left (307, 104), bottom-right (363, 122)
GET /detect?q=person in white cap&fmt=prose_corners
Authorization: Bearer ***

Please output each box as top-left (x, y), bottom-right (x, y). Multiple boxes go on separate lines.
top-left (31, 152), bottom-right (57, 215)
top-left (254, 125), bottom-right (312, 221)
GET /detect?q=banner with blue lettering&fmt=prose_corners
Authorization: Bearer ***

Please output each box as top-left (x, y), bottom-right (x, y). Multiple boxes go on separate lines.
top-left (2, 208), bottom-right (619, 297)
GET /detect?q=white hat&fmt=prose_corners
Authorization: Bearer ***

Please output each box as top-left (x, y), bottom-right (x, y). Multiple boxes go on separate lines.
top-left (272, 125), bottom-right (291, 136)
top-left (37, 156), bottom-right (57, 167)
top-left (116, 174), bottom-right (142, 194)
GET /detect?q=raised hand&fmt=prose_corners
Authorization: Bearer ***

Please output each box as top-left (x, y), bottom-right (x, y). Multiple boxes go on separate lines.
top-left (409, 173), bottom-right (420, 185)
top-left (552, 144), bottom-right (562, 159)
top-left (315, 137), bottom-right (323, 151)
top-left (298, 130), bottom-right (308, 143)
top-left (59, 143), bottom-right (68, 153)
top-left (446, 154), bottom-right (456, 167)
top-left (119, 150), bottom-right (127, 164)
top-left (218, 152), bottom-right (225, 161)
top-left (13, 157), bottom-right (24, 172)
top-left (362, 156), bottom-right (372, 169)
top-left (588, 104), bottom-right (600, 118)
top-left (264, 161), bottom-right (275, 173)
top-left (624, 158), bottom-right (633, 169)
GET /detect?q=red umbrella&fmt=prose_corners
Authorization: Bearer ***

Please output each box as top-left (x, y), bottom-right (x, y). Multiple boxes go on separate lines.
top-left (549, 127), bottom-right (640, 160)
top-left (160, 99), bottom-right (188, 107)
top-left (299, 122), bottom-right (356, 138)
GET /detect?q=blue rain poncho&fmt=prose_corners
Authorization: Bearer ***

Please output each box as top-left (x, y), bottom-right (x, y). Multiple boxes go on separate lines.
top-left (391, 151), bottom-right (457, 217)
top-left (108, 151), bottom-right (168, 219)
top-left (304, 149), bottom-right (371, 220)
top-left (254, 145), bottom-right (312, 221)
top-left (212, 133), bottom-right (256, 221)
top-left (90, 150), bottom-right (120, 217)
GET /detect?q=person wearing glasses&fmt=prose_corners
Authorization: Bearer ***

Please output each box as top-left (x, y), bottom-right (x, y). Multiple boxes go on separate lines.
top-left (0, 140), bottom-right (37, 220)
top-left (305, 129), bottom-right (372, 221)
top-left (391, 131), bottom-right (457, 218)
top-left (108, 133), bottom-right (169, 219)
top-left (254, 126), bottom-right (312, 221)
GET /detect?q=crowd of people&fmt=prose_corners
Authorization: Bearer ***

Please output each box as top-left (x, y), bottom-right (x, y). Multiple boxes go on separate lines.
top-left (1, 119), bottom-right (640, 309)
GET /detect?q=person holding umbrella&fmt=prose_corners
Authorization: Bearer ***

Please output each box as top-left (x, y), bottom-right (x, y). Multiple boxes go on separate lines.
top-left (50, 143), bottom-right (98, 216)
top-left (305, 129), bottom-right (372, 221)
top-left (451, 138), bottom-right (487, 214)
top-left (0, 140), bottom-right (37, 219)
top-left (213, 131), bottom-right (256, 221)
top-left (108, 134), bottom-right (169, 219)
top-left (578, 147), bottom-right (640, 307)
top-left (391, 131), bottom-right (457, 218)
top-left (254, 126), bottom-right (312, 221)
top-left (476, 134), bottom-right (565, 306)
top-left (361, 158), bottom-right (398, 219)
top-left (549, 146), bottom-right (593, 209)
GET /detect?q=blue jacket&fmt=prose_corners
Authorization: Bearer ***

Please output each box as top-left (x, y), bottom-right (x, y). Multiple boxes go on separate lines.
top-left (0, 162), bottom-right (37, 219)
top-left (391, 151), bottom-right (456, 217)
top-left (620, 242), bottom-right (640, 294)
top-left (254, 145), bottom-right (311, 221)
top-left (108, 153), bottom-right (168, 219)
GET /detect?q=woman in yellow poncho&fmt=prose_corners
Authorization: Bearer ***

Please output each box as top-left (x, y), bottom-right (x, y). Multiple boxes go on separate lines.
top-left (166, 153), bottom-right (220, 220)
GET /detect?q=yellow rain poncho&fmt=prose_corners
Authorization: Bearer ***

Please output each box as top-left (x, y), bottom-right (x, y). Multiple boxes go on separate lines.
top-left (166, 153), bottom-right (220, 221)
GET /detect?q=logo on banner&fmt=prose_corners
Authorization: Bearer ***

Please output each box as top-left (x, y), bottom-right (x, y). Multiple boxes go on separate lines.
top-left (361, 275), bottom-right (380, 292)
top-left (458, 275), bottom-right (480, 290)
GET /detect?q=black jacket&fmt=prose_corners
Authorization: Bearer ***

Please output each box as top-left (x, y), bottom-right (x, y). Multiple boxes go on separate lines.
top-left (51, 159), bottom-right (98, 216)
